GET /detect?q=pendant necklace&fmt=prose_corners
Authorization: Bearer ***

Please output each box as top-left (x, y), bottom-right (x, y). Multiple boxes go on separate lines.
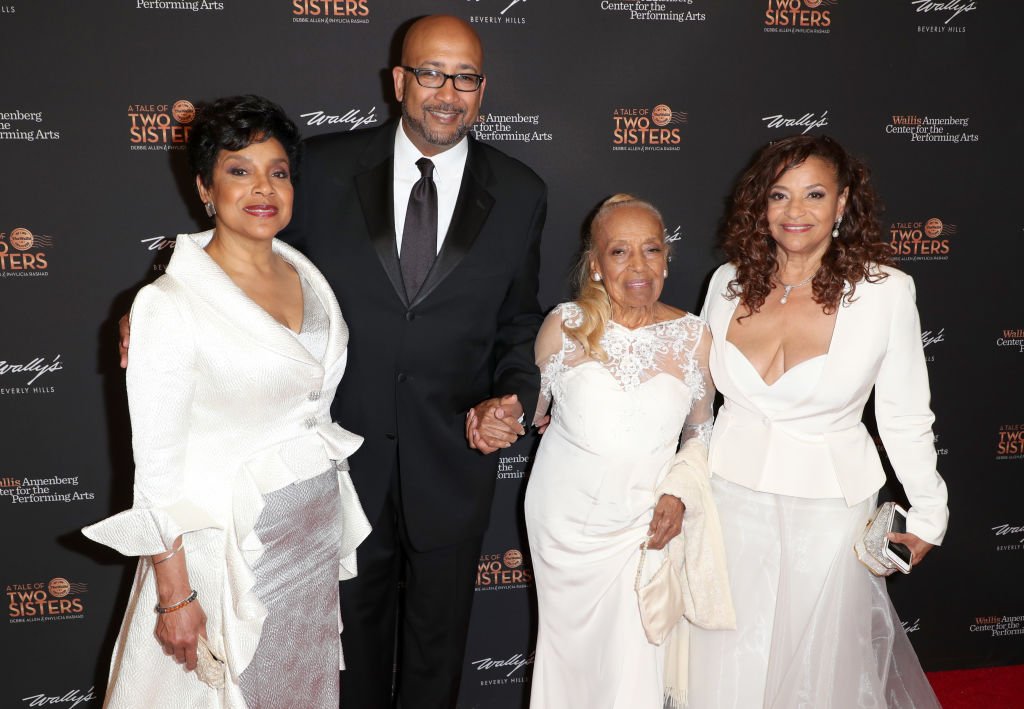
top-left (778, 266), bottom-right (820, 304)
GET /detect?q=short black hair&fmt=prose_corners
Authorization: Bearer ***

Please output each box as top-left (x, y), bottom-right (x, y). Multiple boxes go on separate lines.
top-left (187, 94), bottom-right (302, 187)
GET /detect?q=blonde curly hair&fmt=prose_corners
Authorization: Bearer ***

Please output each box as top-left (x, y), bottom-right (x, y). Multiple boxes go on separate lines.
top-left (566, 193), bottom-right (665, 361)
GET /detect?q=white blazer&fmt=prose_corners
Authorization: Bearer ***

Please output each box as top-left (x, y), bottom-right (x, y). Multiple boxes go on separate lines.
top-left (83, 231), bottom-right (370, 708)
top-left (701, 262), bottom-right (948, 545)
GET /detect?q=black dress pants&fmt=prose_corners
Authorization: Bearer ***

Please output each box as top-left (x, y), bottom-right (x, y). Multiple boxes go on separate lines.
top-left (339, 465), bottom-right (482, 709)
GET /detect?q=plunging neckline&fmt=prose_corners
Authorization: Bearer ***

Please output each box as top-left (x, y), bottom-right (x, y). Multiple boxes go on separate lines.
top-left (725, 341), bottom-right (826, 388)
top-left (722, 302), bottom-right (840, 388)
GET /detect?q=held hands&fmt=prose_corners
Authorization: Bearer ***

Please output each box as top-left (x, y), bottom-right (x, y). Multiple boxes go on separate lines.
top-left (465, 394), bottom-right (525, 454)
top-left (118, 313), bottom-right (131, 368)
top-left (646, 494), bottom-right (685, 550)
top-left (887, 531), bottom-right (934, 567)
top-left (155, 598), bottom-right (209, 671)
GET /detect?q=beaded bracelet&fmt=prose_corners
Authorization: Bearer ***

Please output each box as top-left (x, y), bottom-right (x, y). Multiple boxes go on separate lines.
top-left (152, 541), bottom-right (184, 566)
top-left (154, 589), bottom-right (198, 615)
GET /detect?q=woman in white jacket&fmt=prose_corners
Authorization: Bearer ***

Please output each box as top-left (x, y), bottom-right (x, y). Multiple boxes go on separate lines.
top-left (84, 95), bottom-right (369, 708)
top-left (689, 135), bottom-right (948, 708)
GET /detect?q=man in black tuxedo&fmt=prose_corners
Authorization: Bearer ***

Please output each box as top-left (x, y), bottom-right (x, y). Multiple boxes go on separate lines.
top-left (283, 15), bottom-right (546, 709)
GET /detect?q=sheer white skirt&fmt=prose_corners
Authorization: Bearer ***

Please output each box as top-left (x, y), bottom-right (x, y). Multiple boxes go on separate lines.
top-left (687, 477), bottom-right (939, 709)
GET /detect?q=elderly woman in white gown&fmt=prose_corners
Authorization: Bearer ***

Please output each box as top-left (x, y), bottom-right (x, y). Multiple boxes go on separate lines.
top-left (525, 194), bottom-right (733, 709)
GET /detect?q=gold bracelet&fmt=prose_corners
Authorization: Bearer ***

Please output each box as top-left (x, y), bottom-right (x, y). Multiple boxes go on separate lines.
top-left (154, 589), bottom-right (198, 614)
top-left (152, 541), bottom-right (184, 566)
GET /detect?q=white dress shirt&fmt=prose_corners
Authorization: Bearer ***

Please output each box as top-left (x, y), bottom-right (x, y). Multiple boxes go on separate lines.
top-left (393, 122), bottom-right (469, 255)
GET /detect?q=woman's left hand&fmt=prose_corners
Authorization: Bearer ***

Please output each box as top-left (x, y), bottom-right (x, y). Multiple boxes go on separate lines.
top-left (646, 494), bottom-right (685, 550)
top-left (887, 531), bottom-right (934, 566)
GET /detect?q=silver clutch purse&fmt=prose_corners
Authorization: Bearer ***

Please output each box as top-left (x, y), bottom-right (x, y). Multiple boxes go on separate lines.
top-left (853, 501), bottom-right (907, 577)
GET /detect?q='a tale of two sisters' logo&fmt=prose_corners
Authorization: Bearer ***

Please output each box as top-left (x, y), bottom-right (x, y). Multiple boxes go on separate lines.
top-left (764, 0), bottom-right (836, 34)
top-left (996, 424), bottom-right (1024, 461)
top-left (612, 104), bottom-right (686, 152)
top-left (888, 217), bottom-right (956, 261)
top-left (129, 100), bottom-right (195, 150)
top-left (1, 227), bottom-right (52, 276)
top-left (291, 0), bottom-right (370, 23)
top-left (7, 577), bottom-right (88, 623)
top-left (476, 549), bottom-right (533, 591)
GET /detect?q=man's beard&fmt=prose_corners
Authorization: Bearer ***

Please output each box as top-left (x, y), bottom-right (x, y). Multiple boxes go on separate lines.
top-left (401, 100), bottom-right (470, 148)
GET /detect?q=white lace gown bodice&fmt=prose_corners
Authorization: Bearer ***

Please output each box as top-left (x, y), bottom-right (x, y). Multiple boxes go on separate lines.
top-left (525, 302), bottom-right (714, 709)
top-left (539, 302), bottom-right (713, 455)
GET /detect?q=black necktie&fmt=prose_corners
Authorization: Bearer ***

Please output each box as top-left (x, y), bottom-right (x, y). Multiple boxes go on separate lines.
top-left (400, 157), bottom-right (438, 298)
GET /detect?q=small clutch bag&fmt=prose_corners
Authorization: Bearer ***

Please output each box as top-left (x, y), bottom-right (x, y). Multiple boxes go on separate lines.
top-left (634, 537), bottom-right (685, 645)
top-left (195, 635), bottom-right (226, 689)
top-left (853, 501), bottom-right (907, 577)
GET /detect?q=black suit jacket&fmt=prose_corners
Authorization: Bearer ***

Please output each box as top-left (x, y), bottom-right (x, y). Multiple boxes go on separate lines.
top-left (282, 122), bottom-right (546, 550)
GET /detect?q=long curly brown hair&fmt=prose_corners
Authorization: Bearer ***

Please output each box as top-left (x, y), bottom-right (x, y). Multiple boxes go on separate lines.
top-left (722, 135), bottom-right (893, 314)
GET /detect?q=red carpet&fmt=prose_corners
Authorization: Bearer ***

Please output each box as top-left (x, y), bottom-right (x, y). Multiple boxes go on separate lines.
top-left (927, 665), bottom-right (1024, 708)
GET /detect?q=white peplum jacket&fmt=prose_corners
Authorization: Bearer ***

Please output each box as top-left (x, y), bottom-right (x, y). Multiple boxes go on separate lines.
top-left (701, 262), bottom-right (948, 545)
top-left (83, 230), bottom-right (370, 708)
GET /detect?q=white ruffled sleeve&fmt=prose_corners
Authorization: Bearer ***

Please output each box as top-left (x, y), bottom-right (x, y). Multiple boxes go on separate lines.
top-left (83, 282), bottom-right (221, 555)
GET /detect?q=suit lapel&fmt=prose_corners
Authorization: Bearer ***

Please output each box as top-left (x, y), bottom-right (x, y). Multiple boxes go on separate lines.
top-left (355, 125), bottom-right (409, 307)
top-left (168, 231), bottom-right (319, 367)
top-left (411, 138), bottom-right (494, 308)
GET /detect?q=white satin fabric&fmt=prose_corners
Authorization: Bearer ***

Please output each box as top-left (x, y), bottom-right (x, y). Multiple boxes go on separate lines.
top-left (688, 478), bottom-right (940, 709)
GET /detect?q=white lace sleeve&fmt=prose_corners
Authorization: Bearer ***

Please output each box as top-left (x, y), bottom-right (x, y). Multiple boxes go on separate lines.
top-left (681, 321), bottom-right (715, 448)
top-left (533, 305), bottom-right (570, 425)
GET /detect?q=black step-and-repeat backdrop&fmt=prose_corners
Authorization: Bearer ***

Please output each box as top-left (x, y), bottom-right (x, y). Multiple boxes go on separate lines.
top-left (3, 1), bottom-right (1022, 706)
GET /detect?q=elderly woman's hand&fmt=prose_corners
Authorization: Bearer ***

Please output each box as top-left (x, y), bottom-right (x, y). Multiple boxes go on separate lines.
top-left (155, 599), bottom-right (208, 671)
top-left (646, 494), bottom-right (685, 550)
top-left (887, 531), bottom-right (935, 567)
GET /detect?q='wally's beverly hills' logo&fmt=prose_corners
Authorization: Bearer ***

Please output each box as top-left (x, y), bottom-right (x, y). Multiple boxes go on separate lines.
top-left (888, 217), bottom-right (956, 261)
top-left (1, 228), bottom-right (52, 276)
top-left (20, 687), bottom-right (96, 709)
top-left (764, 0), bottom-right (836, 34)
top-left (761, 110), bottom-right (829, 134)
top-left (469, 651), bottom-right (534, 685)
top-left (992, 523), bottom-right (1024, 552)
top-left (0, 354), bottom-right (63, 393)
top-left (300, 106), bottom-right (378, 132)
top-left (612, 104), bottom-right (685, 152)
top-left (291, 0), bottom-right (369, 23)
top-left (913, 0), bottom-right (975, 32)
top-left (468, 0), bottom-right (529, 25)
top-left (129, 100), bottom-right (195, 150)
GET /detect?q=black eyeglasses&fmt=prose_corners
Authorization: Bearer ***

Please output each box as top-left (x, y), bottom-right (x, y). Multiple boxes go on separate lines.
top-left (401, 66), bottom-right (485, 92)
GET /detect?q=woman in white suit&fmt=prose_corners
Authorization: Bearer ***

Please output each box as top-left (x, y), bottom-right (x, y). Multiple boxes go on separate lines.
top-left (84, 95), bottom-right (370, 708)
top-left (688, 135), bottom-right (948, 708)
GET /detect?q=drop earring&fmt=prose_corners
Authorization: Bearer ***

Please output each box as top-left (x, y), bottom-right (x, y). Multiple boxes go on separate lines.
top-left (831, 215), bottom-right (843, 239)
top-left (663, 269), bottom-right (668, 278)
top-left (592, 272), bottom-right (602, 282)
top-left (204, 202), bottom-right (217, 218)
